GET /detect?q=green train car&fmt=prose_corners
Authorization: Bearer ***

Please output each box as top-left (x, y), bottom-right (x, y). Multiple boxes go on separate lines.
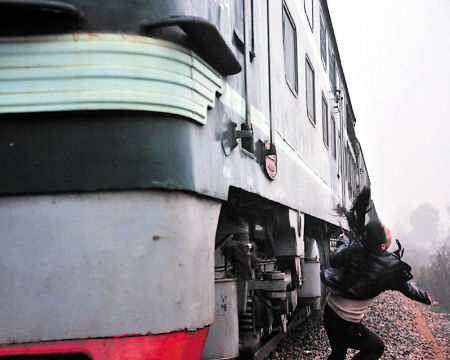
top-left (0, 0), bottom-right (376, 359)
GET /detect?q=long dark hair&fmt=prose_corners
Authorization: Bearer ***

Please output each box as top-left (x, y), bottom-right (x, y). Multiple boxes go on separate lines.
top-left (336, 187), bottom-right (386, 252)
top-left (336, 187), bottom-right (371, 237)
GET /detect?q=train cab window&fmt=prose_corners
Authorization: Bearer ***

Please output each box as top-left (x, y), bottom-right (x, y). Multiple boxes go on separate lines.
top-left (283, 3), bottom-right (298, 94)
top-left (304, 0), bottom-right (313, 31)
top-left (322, 93), bottom-right (329, 147)
top-left (328, 42), bottom-right (336, 89)
top-left (330, 113), bottom-right (337, 158)
top-left (305, 55), bottom-right (315, 125)
top-left (320, 12), bottom-right (327, 70)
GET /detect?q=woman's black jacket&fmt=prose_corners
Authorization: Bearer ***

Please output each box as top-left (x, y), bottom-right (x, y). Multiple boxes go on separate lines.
top-left (320, 235), bottom-right (431, 304)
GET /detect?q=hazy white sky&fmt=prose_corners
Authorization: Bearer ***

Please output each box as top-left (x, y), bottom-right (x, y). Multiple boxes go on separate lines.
top-left (327, 0), bottom-right (450, 236)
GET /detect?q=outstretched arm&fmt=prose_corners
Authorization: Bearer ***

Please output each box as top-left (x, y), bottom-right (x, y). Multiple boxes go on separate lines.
top-left (396, 281), bottom-right (432, 305)
top-left (330, 234), bottom-right (352, 268)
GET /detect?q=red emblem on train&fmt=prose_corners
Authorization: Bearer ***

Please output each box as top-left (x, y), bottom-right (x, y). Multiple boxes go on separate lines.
top-left (265, 142), bottom-right (277, 180)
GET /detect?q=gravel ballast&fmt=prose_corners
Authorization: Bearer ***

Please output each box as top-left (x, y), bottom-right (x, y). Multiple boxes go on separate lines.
top-left (268, 291), bottom-right (448, 359)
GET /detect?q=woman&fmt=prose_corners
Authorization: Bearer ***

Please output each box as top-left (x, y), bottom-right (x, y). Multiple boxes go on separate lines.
top-left (321, 188), bottom-right (432, 359)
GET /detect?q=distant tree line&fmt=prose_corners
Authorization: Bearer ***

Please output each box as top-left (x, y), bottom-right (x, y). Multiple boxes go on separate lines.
top-left (391, 202), bottom-right (450, 312)
top-left (415, 242), bottom-right (450, 312)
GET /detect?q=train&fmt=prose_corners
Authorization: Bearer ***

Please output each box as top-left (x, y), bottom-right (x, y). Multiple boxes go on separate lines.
top-left (0, 0), bottom-right (378, 359)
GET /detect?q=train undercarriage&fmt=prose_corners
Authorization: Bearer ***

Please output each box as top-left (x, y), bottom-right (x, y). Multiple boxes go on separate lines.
top-left (202, 187), bottom-right (338, 359)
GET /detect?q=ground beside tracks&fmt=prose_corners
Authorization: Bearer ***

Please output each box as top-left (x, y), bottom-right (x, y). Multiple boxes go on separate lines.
top-left (268, 291), bottom-right (449, 359)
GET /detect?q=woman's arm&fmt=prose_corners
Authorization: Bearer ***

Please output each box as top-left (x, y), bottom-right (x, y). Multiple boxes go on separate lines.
top-left (396, 281), bottom-right (432, 305)
top-left (330, 234), bottom-right (352, 268)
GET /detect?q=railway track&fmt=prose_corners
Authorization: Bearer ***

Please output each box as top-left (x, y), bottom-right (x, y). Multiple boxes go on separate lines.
top-left (240, 306), bottom-right (312, 360)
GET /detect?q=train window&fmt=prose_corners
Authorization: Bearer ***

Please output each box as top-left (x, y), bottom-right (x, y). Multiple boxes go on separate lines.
top-left (322, 93), bottom-right (329, 147)
top-left (283, 3), bottom-right (298, 94)
top-left (320, 12), bottom-right (327, 71)
top-left (337, 130), bottom-right (342, 177)
top-left (345, 145), bottom-right (350, 181)
top-left (330, 113), bottom-right (336, 158)
top-left (304, 0), bottom-right (313, 31)
top-left (343, 146), bottom-right (347, 181)
top-left (328, 42), bottom-right (336, 89)
top-left (346, 146), bottom-right (356, 196)
top-left (249, 0), bottom-right (255, 61)
top-left (350, 155), bottom-right (354, 193)
top-left (348, 155), bottom-right (353, 194)
top-left (305, 55), bottom-right (315, 125)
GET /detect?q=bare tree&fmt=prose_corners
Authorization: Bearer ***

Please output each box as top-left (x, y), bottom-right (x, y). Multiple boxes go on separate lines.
top-left (416, 241), bottom-right (450, 311)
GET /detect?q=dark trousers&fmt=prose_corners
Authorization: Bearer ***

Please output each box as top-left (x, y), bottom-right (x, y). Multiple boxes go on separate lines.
top-left (323, 304), bottom-right (384, 360)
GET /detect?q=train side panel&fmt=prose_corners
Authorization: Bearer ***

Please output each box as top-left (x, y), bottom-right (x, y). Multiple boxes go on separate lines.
top-left (0, 192), bottom-right (220, 343)
top-left (0, 0), bottom-right (374, 358)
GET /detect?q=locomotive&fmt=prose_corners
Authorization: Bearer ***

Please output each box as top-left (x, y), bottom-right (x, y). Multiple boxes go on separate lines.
top-left (0, 0), bottom-right (377, 359)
